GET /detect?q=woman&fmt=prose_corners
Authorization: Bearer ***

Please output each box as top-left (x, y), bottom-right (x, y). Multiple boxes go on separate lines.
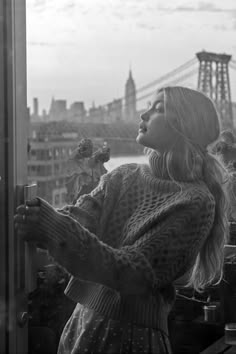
top-left (15, 86), bottom-right (230, 354)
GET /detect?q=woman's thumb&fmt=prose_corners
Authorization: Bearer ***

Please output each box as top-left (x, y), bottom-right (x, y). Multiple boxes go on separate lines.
top-left (25, 198), bottom-right (40, 207)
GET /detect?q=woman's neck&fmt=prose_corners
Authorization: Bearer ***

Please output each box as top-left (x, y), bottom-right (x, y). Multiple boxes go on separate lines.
top-left (148, 150), bottom-right (170, 180)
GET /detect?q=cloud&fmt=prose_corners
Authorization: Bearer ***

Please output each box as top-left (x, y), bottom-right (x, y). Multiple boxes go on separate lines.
top-left (112, 12), bottom-right (125, 21)
top-left (157, 2), bottom-right (235, 13)
top-left (28, 41), bottom-right (55, 47)
top-left (197, 2), bottom-right (225, 12)
top-left (136, 23), bottom-right (157, 31)
top-left (213, 24), bottom-right (229, 31)
top-left (30, 0), bottom-right (55, 12)
top-left (28, 40), bottom-right (76, 47)
top-left (154, 1), bottom-right (236, 32)
top-left (57, 1), bottom-right (76, 13)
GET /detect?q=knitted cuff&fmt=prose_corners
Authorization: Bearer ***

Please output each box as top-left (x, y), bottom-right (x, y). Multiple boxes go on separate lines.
top-left (38, 197), bottom-right (77, 247)
top-left (37, 197), bottom-right (96, 264)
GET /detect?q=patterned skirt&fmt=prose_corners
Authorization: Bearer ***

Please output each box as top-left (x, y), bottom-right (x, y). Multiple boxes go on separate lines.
top-left (57, 303), bottom-right (172, 354)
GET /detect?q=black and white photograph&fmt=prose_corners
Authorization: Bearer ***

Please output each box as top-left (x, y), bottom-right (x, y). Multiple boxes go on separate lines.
top-left (1, 1), bottom-right (236, 353)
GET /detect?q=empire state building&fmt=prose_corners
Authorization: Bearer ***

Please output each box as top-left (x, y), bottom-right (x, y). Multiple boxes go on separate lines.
top-left (124, 70), bottom-right (137, 121)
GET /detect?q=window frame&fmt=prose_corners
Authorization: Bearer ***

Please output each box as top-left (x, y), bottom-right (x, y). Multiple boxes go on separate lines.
top-left (0, 0), bottom-right (28, 353)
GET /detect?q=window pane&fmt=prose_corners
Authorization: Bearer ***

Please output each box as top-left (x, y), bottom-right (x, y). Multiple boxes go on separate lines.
top-left (26, 1), bottom-right (236, 353)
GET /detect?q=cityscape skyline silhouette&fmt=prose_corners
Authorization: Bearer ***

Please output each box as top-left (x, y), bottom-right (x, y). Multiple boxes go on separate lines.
top-left (27, 0), bottom-right (236, 112)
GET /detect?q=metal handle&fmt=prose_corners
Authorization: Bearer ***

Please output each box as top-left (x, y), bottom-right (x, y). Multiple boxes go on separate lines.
top-left (16, 183), bottom-right (38, 292)
top-left (17, 311), bottom-right (28, 328)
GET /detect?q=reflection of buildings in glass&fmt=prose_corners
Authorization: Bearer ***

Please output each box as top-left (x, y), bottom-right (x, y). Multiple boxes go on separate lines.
top-left (27, 69), bottom-right (140, 204)
top-left (27, 119), bottom-right (143, 205)
top-left (124, 69), bottom-right (137, 122)
top-left (27, 126), bottom-right (112, 207)
top-left (27, 137), bottom-right (77, 207)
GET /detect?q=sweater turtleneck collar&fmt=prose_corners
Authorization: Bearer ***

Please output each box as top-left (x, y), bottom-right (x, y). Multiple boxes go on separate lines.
top-left (139, 149), bottom-right (200, 192)
top-left (148, 150), bottom-right (170, 180)
top-left (148, 149), bottom-right (203, 183)
top-left (138, 150), bottom-right (180, 193)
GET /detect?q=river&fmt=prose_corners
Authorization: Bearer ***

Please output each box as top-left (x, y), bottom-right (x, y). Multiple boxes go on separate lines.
top-left (104, 154), bottom-right (147, 171)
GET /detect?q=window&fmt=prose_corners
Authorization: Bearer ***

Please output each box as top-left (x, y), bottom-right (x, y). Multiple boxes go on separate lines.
top-left (54, 194), bottom-right (60, 206)
top-left (0, 1), bottom-right (28, 352)
top-left (10, 2), bottom-right (235, 354)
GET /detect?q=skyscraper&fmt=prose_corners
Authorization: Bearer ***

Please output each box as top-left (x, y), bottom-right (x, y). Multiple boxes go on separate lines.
top-left (33, 97), bottom-right (39, 117)
top-left (49, 97), bottom-right (67, 121)
top-left (124, 69), bottom-right (137, 121)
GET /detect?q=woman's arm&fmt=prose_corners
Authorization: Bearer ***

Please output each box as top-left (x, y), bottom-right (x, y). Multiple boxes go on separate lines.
top-left (37, 189), bottom-right (215, 295)
top-left (56, 182), bottom-right (106, 234)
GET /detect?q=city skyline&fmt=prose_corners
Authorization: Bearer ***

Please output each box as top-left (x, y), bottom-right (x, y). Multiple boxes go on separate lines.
top-left (31, 69), bottom-right (137, 124)
top-left (27, 0), bottom-right (236, 112)
top-left (30, 69), bottom-right (137, 116)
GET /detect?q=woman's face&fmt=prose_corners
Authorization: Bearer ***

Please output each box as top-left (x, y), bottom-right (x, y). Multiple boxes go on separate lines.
top-left (136, 91), bottom-right (176, 152)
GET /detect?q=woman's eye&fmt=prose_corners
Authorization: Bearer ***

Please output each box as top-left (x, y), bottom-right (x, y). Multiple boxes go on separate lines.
top-left (153, 105), bottom-right (164, 113)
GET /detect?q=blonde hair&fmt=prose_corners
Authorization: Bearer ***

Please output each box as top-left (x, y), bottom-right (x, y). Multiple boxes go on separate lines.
top-left (152, 86), bottom-right (230, 291)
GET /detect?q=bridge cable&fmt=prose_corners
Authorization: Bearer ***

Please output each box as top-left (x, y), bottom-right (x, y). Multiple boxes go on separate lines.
top-left (134, 57), bottom-right (197, 96)
top-left (101, 57), bottom-right (197, 108)
top-left (136, 68), bottom-right (198, 104)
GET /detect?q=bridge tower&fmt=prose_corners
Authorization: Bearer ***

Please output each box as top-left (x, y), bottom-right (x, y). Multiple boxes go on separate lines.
top-left (196, 51), bottom-right (233, 129)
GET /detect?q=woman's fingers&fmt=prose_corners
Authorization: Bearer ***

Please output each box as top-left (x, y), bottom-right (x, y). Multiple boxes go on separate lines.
top-left (15, 202), bottom-right (40, 235)
top-left (15, 222), bottom-right (32, 233)
top-left (15, 218), bottom-right (44, 243)
top-left (16, 224), bottom-right (45, 244)
top-left (25, 198), bottom-right (40, 207)
top-left (16, 204), bottom-right (40, 216)
top-left (14, 213), bottom-right (39, 224)
top-left (14, 198), bottom-right (46, 246)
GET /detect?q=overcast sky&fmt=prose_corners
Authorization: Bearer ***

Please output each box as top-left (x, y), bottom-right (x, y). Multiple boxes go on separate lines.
top-left (26, 0), bottom-right (236, 113)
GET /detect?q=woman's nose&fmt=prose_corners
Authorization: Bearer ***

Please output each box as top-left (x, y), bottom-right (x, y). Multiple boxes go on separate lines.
top-left (140, 111), bottom-right (149, 121)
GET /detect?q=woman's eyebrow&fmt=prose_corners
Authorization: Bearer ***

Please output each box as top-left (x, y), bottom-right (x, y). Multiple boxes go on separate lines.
top-left (152, 99), bottom-right (163, 106)
top-left (147, 98), bottom-right (163, 108)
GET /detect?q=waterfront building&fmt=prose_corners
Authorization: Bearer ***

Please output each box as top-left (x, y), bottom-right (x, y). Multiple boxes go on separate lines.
top-left (107, 99), bottom-right (123, 123)
top-left (69, 101), bottom-right (86, 122)
top-left (27, 137), bottom-right (78, 207)
top-left (88, 104), bottom-right (106, 123)
top-left (42, 109), bottom-right (48, 122)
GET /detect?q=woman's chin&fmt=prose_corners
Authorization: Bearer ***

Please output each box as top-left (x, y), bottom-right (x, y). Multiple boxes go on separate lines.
top-left (136, 133), bottom-right (145, 145)
top-left (136, 135), bottom-right (155, 150)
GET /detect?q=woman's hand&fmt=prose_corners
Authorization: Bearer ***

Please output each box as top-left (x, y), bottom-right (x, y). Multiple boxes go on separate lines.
top-left (14, 198), bottom-right (47, 248)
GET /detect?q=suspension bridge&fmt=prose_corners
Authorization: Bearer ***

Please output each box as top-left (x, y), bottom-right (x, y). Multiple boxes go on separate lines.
top-left (35, 51), bottom-right (236, 146)
top-left (123, 50), bottom-right (236, 130)
top-left (83, 50), bottom-right (236, 130)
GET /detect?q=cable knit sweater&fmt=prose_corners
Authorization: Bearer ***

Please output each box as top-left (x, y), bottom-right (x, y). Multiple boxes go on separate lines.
top-left (38, 153), bottom-right (215, 329)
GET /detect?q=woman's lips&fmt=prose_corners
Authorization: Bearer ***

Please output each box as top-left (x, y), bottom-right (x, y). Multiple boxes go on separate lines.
top-left (139, 125), bottom-right (147, 133)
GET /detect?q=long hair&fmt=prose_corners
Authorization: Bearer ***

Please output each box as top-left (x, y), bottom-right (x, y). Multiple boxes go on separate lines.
top-left (151, 86), bottom-right (230, 291)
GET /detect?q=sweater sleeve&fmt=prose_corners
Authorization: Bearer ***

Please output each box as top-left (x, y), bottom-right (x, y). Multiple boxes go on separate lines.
top-left (55, 165), bottom-right (126, 233)
top-left (37, 189), bottom-right (215, 296)
top-left (55, 179), bottom-right (106, 234)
